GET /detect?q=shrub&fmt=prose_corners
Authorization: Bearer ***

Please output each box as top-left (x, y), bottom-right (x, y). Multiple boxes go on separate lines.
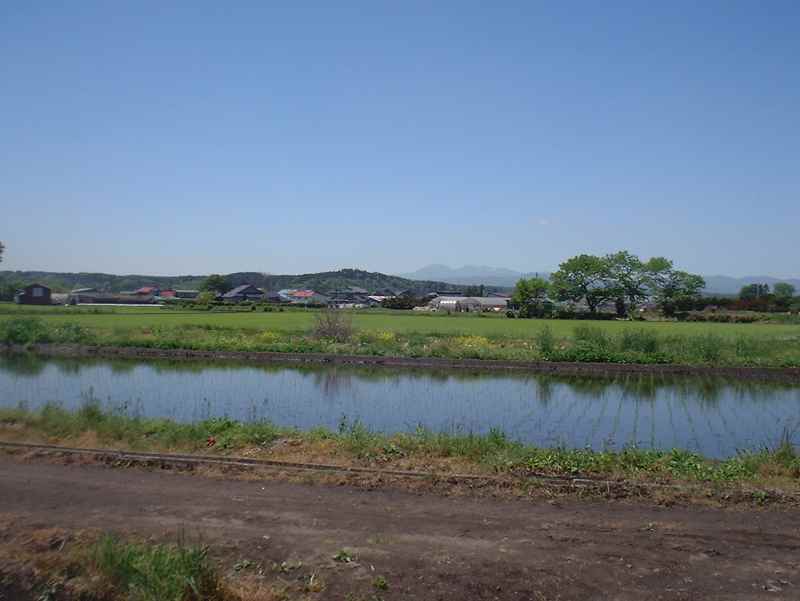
top-left (0, 317), bottom-right (50, 344)
top-left (312, 308), bottom-right (355, 343)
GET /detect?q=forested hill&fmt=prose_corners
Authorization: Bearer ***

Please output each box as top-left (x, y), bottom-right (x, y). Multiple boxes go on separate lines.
top-left (0, 269), bottom-right (481, 295)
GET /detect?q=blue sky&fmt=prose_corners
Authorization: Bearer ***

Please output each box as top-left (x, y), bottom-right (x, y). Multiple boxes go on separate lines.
top-left (2, 1), bottom-right (798, 277)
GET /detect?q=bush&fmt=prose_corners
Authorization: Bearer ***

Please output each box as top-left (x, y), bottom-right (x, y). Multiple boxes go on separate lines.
top-left (0, 317), bottom-right (50, 344)
top-left (312, 308), bottom-right (355, 343)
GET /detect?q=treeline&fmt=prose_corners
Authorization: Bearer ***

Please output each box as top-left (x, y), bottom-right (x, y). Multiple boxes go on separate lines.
top-left (511, 251), bottom-right (706, 318)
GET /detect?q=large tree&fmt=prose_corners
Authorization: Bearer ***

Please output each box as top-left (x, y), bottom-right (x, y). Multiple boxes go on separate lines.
top-left (0, 241), bottom-right (4, 263)
top-left (200, 274), bottom-right (232, 294)
top-left (644, 258), bottom-right (705, 316)
top-left (605, 251), bottom-right (649, 315)
top-left (511, 277), bottom-right (550, 317)
top-left (549, 254), bottom-right (617, 313)
top-left (773, 283), bottom-right (796, 300)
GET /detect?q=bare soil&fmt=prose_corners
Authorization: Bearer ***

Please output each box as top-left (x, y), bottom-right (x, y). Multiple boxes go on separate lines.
top-left (1, 455), bottom-right (799, 600)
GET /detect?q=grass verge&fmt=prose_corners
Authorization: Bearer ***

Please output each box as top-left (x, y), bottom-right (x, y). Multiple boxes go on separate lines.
top-left (1, 402), bottom-right (798, 490)
top-left (0, 526), bottom-right (277, 601)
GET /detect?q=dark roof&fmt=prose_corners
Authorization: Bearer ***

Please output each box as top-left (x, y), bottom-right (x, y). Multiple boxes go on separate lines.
top-left (222, 284), bottom-right (263, 298)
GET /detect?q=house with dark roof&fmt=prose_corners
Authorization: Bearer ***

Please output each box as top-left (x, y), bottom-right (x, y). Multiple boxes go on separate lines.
top-left (221, 284), bottom-right (265, 302)
top-left (14, 284), bottom-right (52, 305)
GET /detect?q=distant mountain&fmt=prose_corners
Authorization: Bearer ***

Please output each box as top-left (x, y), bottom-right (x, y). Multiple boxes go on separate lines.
top-left (0, 271), bottom-right (207, 293)
top-left (401, 265), bottom-right (800, 295)
top-left (3, 267), bottom-right (797, 298)
top-left (400, 265), bottom-right (547, 288)
top-left (701, 275), bottom-right (800, 296)
top-left (0, 269), bottom-right (484, 296)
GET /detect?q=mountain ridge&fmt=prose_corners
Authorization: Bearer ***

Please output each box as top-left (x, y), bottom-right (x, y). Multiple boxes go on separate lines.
top-left (400, 265), bottom-right (800, 294)
top-left (0, 269), bottom-right (482, 296)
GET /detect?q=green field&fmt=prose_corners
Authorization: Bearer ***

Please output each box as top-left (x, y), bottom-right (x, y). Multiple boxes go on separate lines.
top-left (1, 303), bottom-right (799, 339)
top-left (2, 303), bottom-right (800, 367)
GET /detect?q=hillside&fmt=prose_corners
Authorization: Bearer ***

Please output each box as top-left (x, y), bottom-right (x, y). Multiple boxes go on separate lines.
top-left (0, 269), bottom-right (476, 296)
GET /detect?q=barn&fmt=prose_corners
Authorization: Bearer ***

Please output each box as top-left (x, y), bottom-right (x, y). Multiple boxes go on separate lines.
top-left (14, 284), bottom-right (52, 305)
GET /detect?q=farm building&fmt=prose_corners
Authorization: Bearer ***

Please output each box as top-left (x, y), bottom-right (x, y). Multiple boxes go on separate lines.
top-left (14, 284), bottom-right (52, 305)
top-left (428, 296), bottom-right (509, 313)
top-left (222, 284), bottom-right (265, 302)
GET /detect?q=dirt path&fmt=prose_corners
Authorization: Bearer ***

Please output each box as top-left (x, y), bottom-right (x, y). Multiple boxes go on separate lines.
top-left (1, 457), bottom-right (799, 600)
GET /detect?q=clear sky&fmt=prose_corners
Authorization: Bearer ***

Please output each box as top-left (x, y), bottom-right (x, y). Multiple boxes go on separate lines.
top-left (1, 1), bottom-right (798, 277)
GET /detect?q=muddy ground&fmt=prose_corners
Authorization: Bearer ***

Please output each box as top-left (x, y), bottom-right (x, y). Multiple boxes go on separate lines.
top-left (1, 455), bottom-right (799, 600)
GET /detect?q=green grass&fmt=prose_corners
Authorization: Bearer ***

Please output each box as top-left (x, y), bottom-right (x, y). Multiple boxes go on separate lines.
top-left (2, 403), bottom-right (798, 486)
top-left (2, 301), bottom-right (799, 339)
top-left (92, 534), bottom-right (225, 601)
top-left (2, 304), bottom-right (800, 367)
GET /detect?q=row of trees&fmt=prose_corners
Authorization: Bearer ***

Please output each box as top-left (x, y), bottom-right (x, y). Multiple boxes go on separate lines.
top-left (735, 282), bottom-right (797, 312)
top-left (512, 251), bottom-right (705, 317)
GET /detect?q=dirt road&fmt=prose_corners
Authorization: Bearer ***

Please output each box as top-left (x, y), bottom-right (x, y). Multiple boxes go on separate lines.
top-left (1, 456), bottom-right (799, 600)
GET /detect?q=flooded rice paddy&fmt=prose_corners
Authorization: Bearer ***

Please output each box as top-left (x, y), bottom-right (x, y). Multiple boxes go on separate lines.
top-left (1, 355), bottom-right (798, 458)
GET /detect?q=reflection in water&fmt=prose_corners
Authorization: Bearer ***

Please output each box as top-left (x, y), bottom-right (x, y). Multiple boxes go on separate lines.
top-left (1, 354), bottom-right (798, 459)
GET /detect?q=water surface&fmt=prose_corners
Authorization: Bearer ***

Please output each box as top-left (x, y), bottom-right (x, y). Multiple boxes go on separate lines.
top-left (1, 355), bottom-right (798, 458)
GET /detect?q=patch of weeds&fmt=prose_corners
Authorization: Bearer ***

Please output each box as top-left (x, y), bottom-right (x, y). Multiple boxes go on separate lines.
top-left (618, 329), bottom-right (660, 354)
top-left (684, 333), bottom-right (723, 363)
top-left (233, 558), bottom-right (254, 572)
top-left (533, 326), bottom-right (555, 356)
top-left (372, 575), bottom-right (388, 590)
top-left (92, 534), bottom-right (223, 601)
top-left (333, 549), bottom-right (355, 563)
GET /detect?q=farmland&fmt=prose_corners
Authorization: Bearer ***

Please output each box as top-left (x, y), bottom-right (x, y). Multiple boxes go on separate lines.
top-left (1, 302), bottom-right (799, 339)
top-left (2, 303), bottom-right (800, 368)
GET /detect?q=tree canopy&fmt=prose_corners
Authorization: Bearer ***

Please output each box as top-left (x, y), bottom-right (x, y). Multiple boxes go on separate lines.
top-left (546, 251), bottom-right (704, 315)
top-left (200, 274), bottom-right (233, 294)
top-left (773, 282), bottom-right (796, 300)
top-left (511, 277), bottom-right (550, 317)
top-left (549, 254), bottom-right (618, 313)
top-left (739, 283), bottom-right (770, 300)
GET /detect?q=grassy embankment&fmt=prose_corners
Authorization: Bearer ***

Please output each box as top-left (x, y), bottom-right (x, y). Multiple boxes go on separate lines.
top-left (2, 303), bottom-right (800, 367)
top-left (2, 402), bottom-right (798, 492)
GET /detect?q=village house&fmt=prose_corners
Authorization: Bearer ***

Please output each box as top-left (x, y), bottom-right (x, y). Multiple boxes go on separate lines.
top-left (14, 283), bottom-right (52, 305)
top-left (221, 284), bottom-right (265, 302)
